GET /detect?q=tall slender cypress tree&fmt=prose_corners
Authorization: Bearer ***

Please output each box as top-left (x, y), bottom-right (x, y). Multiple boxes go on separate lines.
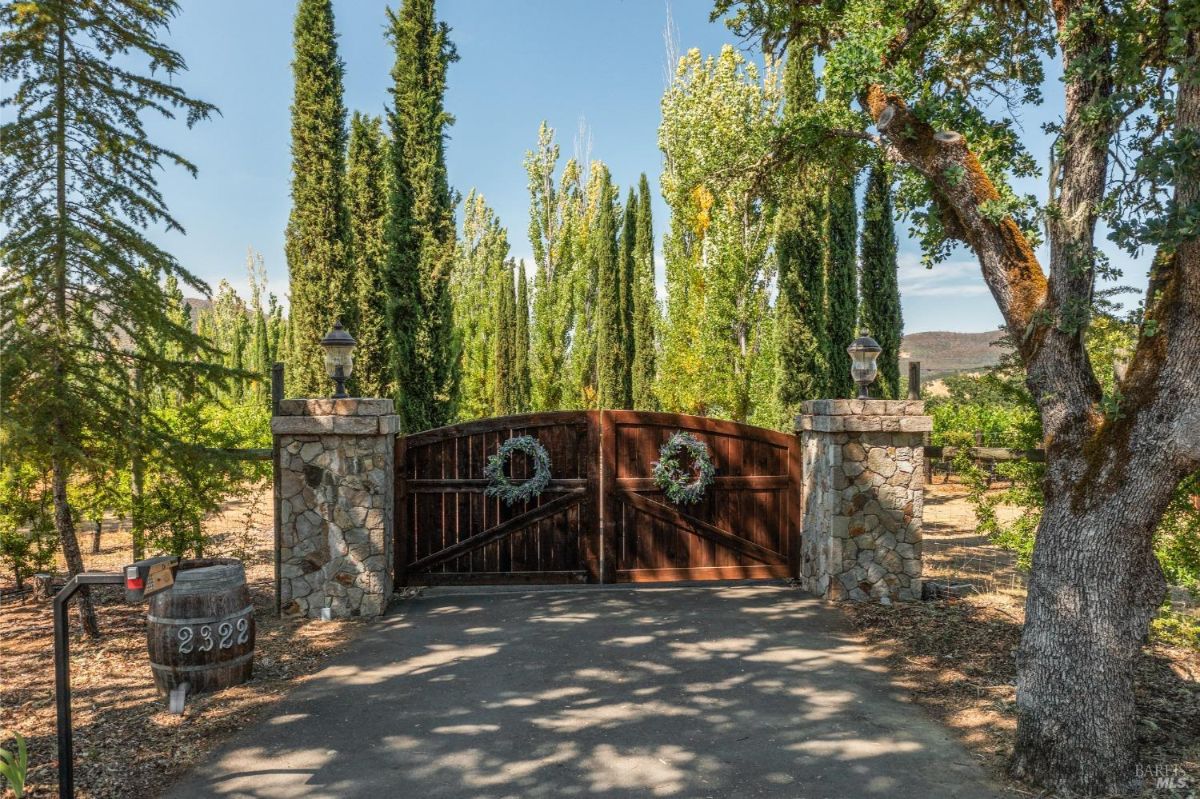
top-left (859, 159), bottom-right (902, 398)
top-left (593, 175), bottom-right (624, 409)
top-left (493, 260), bottom-right (518, 415)
top-left (632, 174), bottom-right (658, 410)
top-left (285, 0), bottom-right (351, 397)
top-left (825, 179), bottom-right (858, 398)
top-left (514, 262), bottom-right (531, 412)
top-left (1, 0), bottom-right (220, 636)
top-left (775, 44), bottom-right (830, 414)
top-left (618, 188), bottom-right (638, 408)
top-left (385, 0), bottom-right (458, 432)
top-left (347, 112), bottom-right (392, 398)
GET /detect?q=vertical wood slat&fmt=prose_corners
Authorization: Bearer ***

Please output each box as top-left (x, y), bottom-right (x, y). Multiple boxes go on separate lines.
top-left (393, 435), bottom-right (408, 586)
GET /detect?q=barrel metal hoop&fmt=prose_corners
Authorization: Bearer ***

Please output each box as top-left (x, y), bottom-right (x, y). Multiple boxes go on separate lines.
top-left (149, 651), bottom-right (254, 673)
top-left (146, 605), bottom-right (255, 626)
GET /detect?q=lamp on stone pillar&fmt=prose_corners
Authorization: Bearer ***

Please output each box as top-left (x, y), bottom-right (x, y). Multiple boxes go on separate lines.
top-left (319, 320), bottom-right (356, 399)
top-left (847, 330), bottom-right (882, 400)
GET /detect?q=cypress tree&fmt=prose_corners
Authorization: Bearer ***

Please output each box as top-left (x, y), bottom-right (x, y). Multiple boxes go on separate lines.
top-left (632, 174), bottom-right (658, 410)
top-left (493, 260), bottom-right (518, 415)
top-left (825, 179), bottom-right (859, 398)
top-left (385, 0), bottom-right (458, 432)
top-left (618, 188), bottom-right (637, 408)
top-left (859, 159), bottom-right (903, 399)
top-left (593, 174), bottom-right (624, 409)
top-left (514, 262), bottom-right (531, 412)
top-left (347, 112), bottom-right (392, 398)
top-left (1, 0), bottom-right (221, 636)
top-left (775, 44), bottom-right (830, 415)
top-left (285, 0), bottom-right (352, 397)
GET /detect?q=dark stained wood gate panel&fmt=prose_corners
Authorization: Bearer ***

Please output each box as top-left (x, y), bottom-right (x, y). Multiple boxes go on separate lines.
top-left (395, 410), bottom-right (801, 586)
top-left (395, 412), bottom-right (599, 585)
top-left (601, 411), bottom-right (802, 583)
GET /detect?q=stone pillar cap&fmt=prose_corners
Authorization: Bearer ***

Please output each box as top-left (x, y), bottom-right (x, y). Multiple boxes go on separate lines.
top-left (800, 399), bottom-right (926, 417)
top-left (278, 398), bottom-right (395, 417)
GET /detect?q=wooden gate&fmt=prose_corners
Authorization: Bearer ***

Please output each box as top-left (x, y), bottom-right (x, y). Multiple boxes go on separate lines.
top-left (395, 410), bottom-right (801, 585)
top-left (396, 412), bottom-right (599, 586)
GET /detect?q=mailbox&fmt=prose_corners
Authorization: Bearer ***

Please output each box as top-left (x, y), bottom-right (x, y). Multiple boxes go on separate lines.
top-left (123, 555), bottom-right (178, 603)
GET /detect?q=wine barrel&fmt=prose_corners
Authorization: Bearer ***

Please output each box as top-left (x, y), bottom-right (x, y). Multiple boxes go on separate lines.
top-left (146, 558), bottom-right (256, 695)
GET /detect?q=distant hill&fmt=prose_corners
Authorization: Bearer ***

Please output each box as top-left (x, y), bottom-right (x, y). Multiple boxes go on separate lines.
top-left (184, 297), bottom-right (212, 317)
top-left (900, 329), bottom-right (1010, 378)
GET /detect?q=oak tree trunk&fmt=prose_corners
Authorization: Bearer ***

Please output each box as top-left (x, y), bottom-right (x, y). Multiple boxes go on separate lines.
top-left (1011, 448), bottom-right (1171, 793)
top-left (853, 2), bottom-right (1199, 792)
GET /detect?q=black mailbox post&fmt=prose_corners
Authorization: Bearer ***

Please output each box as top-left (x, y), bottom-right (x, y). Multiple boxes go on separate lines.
top-left (54, 558), bottom-right (179, 799)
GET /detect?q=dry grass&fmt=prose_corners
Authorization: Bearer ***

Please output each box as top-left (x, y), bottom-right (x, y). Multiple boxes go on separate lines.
top-left (0, 484), bottom-right (367, 798)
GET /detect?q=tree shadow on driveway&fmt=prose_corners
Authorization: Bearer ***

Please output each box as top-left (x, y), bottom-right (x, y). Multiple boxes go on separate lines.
top-left (167, 584), bottom-right (1009, 798)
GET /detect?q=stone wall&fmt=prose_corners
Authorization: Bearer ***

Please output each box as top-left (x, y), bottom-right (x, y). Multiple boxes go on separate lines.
top-left (797, 399), bottom-right (931, 603)
top-left (272, 399), bottom-right (398, 618)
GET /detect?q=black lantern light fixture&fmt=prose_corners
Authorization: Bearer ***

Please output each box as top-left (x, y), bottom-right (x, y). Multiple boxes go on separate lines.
top-left (847, 330), bottom-right (882, 400)
top-left (319, 320), bottom-right (356, 399)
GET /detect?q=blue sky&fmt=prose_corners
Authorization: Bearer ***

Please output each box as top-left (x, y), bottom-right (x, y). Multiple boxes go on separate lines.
top-left (144, 0), bottom-right (1147, 334)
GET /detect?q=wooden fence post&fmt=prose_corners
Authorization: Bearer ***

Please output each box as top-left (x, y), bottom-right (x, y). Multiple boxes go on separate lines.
top-left (907, 361), bottom-right (922, 400)
top-left (271, 362), bottom-right (284, 617)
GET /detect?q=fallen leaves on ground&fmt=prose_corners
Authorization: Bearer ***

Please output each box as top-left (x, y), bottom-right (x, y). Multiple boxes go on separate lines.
top-left (0, 485), bottom-right (366, 798)
top-left (845, 592), bottom-right (1200, 797)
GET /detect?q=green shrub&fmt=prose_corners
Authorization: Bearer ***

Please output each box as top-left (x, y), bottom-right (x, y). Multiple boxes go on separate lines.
top-left (0, 731), bottom-right (28, 798)
top-left (1151, 608), bottom-right (1200, 650)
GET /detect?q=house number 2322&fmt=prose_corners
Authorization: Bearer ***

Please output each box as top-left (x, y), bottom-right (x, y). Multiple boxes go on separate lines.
top-left (178, 618), bottom-right (249, 654)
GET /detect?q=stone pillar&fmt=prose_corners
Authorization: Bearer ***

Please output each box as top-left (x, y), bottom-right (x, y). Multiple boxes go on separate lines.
top-left (797, 399), bottom-right (931, 603)
top-left (271, 398), bottom-right (398, 618)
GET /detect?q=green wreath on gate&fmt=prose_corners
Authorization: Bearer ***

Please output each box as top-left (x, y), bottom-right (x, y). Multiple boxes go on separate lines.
top-left (652, 431), bottom-right (717, 505)
top-left (484, 435), bottom-right (553, 506)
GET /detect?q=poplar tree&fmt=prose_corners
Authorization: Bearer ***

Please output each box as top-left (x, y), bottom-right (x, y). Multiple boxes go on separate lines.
top-left (514, 262), bottom-right (531, 412)
top-left (859, 159), bottom-right (902, 399)
top-left (825, 180), bottom-right (858, 397)
top-left (618, 188), bottom-right (638, 408)
top-left (285, 0), bottom-right (351, 397)
top-left (632, 174), bottom-right (658, 410)
top-left (1, 0), bottom-right (220, 636)
top-left (492, 261), bottom-right (518, 415)
top-left (775, 43), bottom-right (829, 414)
top-left (565, 162), bottom-right (611, 408)
top-left (347, 112), bottom-right (392, 398)
top-left (385, 0), bottom-right (458, 432)
top-left (593, 174), bottom-right (624, 409)
top-left (247, 250), bottom-right (271, 399)
top-left (658, 47), bottom-right (780, 421)
top-left (526, 123), bottom-right (578, 411)
top-left (450, 190), bottom-right (507, 419)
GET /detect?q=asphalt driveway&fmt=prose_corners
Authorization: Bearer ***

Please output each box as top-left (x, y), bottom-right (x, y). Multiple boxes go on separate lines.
top-left (168, 584), bottom-right (1006, 798)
